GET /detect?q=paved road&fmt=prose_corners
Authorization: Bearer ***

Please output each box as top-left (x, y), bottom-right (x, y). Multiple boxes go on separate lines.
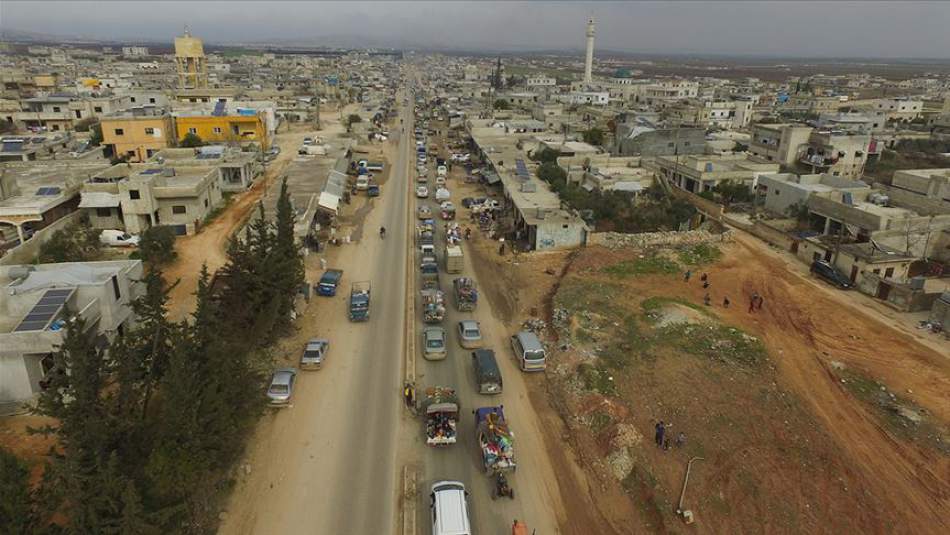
top-left (219, 94), bottom-right (412, 535)
top-left (407, 94), bottom-right (564, 533)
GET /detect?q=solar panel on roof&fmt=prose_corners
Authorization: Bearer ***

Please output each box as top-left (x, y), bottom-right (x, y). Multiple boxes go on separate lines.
top-left (35, 187), bottom-right (62, 196)
top-left (212, 101), bottom-right (226, 116)
top-left (196, 152), bottom-right (221, 159)
top-left (13, 288), bottom-right (75, 333)
top-left (515, 158), bottom-right (530, 179)
top-left (2, 141), bottom-right (24, 153)
top-left (140, 168), bottom-right (162, 175)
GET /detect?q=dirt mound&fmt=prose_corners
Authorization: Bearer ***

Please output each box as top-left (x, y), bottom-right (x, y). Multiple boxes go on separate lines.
top-left (651, 302), bottom-right (710, 328)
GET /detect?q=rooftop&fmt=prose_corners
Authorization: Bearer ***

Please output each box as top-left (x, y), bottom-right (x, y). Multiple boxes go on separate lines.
top-left (0, 162), bottom-right (111, 217)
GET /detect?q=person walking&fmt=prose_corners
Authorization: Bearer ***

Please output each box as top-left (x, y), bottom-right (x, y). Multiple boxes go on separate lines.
top-left (675, 432), bottom-right (687, 448)
top-left (403, 383), bottom-right (414, 409)
top-left (702, 279), bottom-right (710, 290)
top-left (684, 270), bottom-right (692, 282)
top-left (703, 293), bottom-right (711, 306)
top-left (723, 296), bottom-right (730, 308)
top-left (655, 421), bottom-right (666, 448)
top-left (700, 273), bottom-right (708, 283)
top-left (749, 292), bottom-right (759, 313)
top-left (756, 294), bottom-right (765, 310)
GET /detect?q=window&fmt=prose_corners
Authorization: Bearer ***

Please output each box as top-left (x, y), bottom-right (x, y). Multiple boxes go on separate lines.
top-left (231, 125), bottom-right (240, 135)
top-left (129, 189), bottom-right (140, 200)
top-left (188, 128), bottom-right (197, 134)
top-left (94, 106), bottom-right (102, 113)
top-left (145, 127), bottom-right (155, 135)
top-left (114, 128), bottom-right (125, 135)
top-left (872, 268), bottom-right (881, 275)
top-left (204, 198), bottom-right (209, 207)
top-left (52, 124), bottom-right (60, 131)
top-left (884, 267), bottom-right (895, 278)
top-left (96, 208), bottom-right (111, 217)
top-left (149, 97), bottom-right (156, 104)
top-left (213, 127), bottom-right (222, 134)
top-left (53, 106), bottom-right (61, 112)
top-left (74, 110), bottom-right (82, 118)
top-left (111, 275), bottom-right (121, 301)
top-left (130, 97), bottom-right (136, 103)
top-left (667, 142), bottom-right (675, 147)
top-left (172, 205), bottom-right (187, 214)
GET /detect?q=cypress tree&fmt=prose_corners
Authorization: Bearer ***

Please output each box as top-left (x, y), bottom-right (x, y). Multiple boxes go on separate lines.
top-left (0, 446), bottom-right (32, 533)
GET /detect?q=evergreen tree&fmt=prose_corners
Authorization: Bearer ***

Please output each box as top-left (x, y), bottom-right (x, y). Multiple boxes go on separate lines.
top-left (0, 446), bottom-right (32, 533)
top-left (273, 178), bottom-right (304, 331)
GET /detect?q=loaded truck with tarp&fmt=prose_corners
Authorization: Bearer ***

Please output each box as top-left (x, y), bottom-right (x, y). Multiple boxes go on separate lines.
top-left (424, 387), bottom-right (459, 446)
top-left (453, 277), bottom-right (477, 311)
top-left (475, 406), bottom-right (516, 474)
top-left (422, 286), bottom-right (446, 323)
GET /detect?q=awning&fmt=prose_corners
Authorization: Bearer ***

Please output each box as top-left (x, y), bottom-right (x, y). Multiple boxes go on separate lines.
top-left (317, 192), bottom-right (340, 214)
top-left (78, 192), bottom-right (120, 208)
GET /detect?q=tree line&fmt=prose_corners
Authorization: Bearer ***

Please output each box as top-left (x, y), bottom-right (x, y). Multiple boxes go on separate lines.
top-left (1, 179), bottom-right (303, 534)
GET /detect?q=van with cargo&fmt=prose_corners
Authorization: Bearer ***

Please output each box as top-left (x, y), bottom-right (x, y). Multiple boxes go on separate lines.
top-left (510, 330), bottom-right (546, 372)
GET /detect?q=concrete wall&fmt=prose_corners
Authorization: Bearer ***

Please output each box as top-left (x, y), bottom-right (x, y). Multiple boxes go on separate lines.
top-left (0, 210), bottom-right (82, 266)
top-left (747, 220), bottom-right (797, 251)
top-left (670, 187), bottom-right (726, 222)
top-left (615, 128), bottom-right (706, 157)
top-left (588, 228), bottom-right (732, 249)
top-left (534, 220), bottom-right (587, 250)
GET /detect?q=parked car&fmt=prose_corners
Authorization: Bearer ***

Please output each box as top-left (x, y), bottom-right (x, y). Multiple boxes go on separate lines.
top-left (99, 229), bottom-right (140, 247)
top-left (423, 326), bottom-right (447, 360)
top-left (457, 320), bottom-right (483, 349)
top-left (461, 197), bottom-right (486, 208)
top-left (303, 137), bottom-right (314, 145)
top-left (435, 176), bottom-right (446, 186)
top-left (810, 260), bottom-right (853, 289)
top-left (267, 368), bottom-right (297, 406)
top-left (416, 185), bottom-right (430, 198)
top-left (300, 339), bottom-right (329, 370)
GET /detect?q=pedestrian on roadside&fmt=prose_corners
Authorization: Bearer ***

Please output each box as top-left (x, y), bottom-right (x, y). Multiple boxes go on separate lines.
top-left (700, 273), bottom-right (708, 283)
top-left (403, 383), bottom-right (413, 408)
top-left (749, 292), bottom-right (759, 313)
top-left (675, 432), bottom-right (687, 448)
top-left (684, 270), bottom-right (692, 282)
top-left (756, 294), bottom-right (765, 310)
top-left (703, 293), bottom-right (711, 306)
top-left (702, 280), bottom-right (710, 290)
top-left (655, 421), bottom-right (666, 447)
top-left (723, 296), bottom-right (730, 308)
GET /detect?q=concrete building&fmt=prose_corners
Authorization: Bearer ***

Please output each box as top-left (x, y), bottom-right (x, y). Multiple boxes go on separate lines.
top-left (755, 172), bottom-right (870, 216)
top-left (148, 145), bottom-right (261, 192)
top-left (890, 168), bottom-right (950, 203)
top-left (0, 162), bottom-right (111, 251)
top-left (526, 76), bottom-right (557, 90)
top-left (797, 130), bottom-right (870, 179)
top-left (561, 91), bottom-right (609, 106)
top-left (81, 162), bottom-right (224, 236)
top-left (99, 108), bottom-right (177, 162)
top-left (614, 115), bottom-right (706, 157)
top-left (122, 46), bottom-right (149, 57)
top-left (749, 123), bottom-right (814, 165)
top-left (174, 30), bottom-right (208, 90)
top-left (172, 104), bottom-right (271, 150)
top-left (0, 260), bottom-right (144, 411)
top-left (656, 153), bottom-right (780, 194)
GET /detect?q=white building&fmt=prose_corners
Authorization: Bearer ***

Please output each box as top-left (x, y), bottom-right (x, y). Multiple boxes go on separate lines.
top-left (562, 91), bottom-right (609, 106)
top-left (122, 46), bottom-right (150, 57)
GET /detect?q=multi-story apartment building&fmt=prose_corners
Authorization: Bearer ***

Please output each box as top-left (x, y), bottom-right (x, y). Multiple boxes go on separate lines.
top-left (100, 107), bottom-right (177, 162)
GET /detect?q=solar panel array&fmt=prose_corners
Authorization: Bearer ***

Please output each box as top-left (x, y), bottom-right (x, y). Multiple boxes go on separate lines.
top-left (140, 168), bottom-right (162, 175)
top-left (196, 152), bottom-right (221, 160)
top-left (515, 159), bottom-right (530, 180)
top-left (212, 101), bottom-right (227, 116)
top-left (35, 187), bottom-right (62, 196)
top-left (14, 288), bottom-right (75, 332)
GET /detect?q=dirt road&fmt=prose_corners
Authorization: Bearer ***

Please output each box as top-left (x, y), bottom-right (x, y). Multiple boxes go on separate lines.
top-left (218, 100), bottom-right (409, 535)
top-left (164, 109), bottom-right (352, 321)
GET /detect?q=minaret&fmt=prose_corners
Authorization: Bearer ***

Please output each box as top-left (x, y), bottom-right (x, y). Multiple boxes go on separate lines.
top-left (584, 18), bottom-right (595, 85)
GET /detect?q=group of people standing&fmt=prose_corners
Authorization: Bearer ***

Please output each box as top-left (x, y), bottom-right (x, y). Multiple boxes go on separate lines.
top-left (683, 269), bottom-right (764, 313)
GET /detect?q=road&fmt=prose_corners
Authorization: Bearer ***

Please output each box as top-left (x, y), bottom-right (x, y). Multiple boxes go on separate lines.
top-left (406, 96), bottom-right (566, 533)
top-left (219, 97), bottom-right (411, 534)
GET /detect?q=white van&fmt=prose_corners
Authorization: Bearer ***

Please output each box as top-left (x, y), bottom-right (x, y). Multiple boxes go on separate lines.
top-left (511, 330), bottom-right (547, 371)
top-left (430, 481), bottom-right (471, 535)
top-left (437, 165), bottom-right (447, 177)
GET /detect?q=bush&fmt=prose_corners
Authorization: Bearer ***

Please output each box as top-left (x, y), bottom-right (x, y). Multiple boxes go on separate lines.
top-left (37, 219), bottom-right (102, 263)
top-left (179, 132), bottom-right (204, 148)
top-left (89, 123), bottom-right (103, 146)
top-left (139, 226), bottom-right (178, 266)
top-left (0, 447), bottom-right (32, 533)
top-left (494, 99), bottom-right (510, 110)
top-left (582, 127), bottom-right (605, 146)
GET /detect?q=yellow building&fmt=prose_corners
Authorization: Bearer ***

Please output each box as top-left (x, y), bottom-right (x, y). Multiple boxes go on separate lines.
top-left (174, 31), bottom-right (208, 89)
top-left (174, 111), bottom-right (270, 150)
top-left (100, 110), bottom-right (176, 162)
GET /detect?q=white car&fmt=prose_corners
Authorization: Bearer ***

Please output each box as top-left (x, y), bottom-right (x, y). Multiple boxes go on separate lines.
top-left (437, 165), bottom-right (447, 177)
top-left (435, 187), bottom-right (451, 201)
top-left (100, 229), bottom-right (140, 247)
top-left (416, 185), bottom-right (430, 198)
top-left (435, 176), bottom-right (446, 186)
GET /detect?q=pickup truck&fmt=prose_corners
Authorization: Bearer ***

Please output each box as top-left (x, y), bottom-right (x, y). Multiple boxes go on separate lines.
top-left (475, 406), bottom-right (516, 474)
top-left (424, 387), bottom-right (459, 446)
top-left (316, 269), bottom-right (343, 297)
top-left (453, 277), bottom-right (477, 311)
top-left (349, 282), bottom-right (371, 321)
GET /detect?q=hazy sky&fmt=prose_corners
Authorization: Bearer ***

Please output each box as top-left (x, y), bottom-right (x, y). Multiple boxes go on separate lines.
top-left (3, 1), bottom-right (950, 58)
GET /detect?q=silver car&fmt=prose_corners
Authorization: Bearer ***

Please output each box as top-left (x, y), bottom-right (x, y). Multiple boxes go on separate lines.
top-left (423, 326), bottom-right (447, 360)
top-left (267, 368), bottom-right (297, 406)
top-left (457, 320), bottom-right (483, 349)
top-left (300, 339), bottom-right (329, 370)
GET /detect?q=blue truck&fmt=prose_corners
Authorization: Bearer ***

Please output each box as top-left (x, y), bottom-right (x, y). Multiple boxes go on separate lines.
top-left (316, 269), bottom-right (344, 297)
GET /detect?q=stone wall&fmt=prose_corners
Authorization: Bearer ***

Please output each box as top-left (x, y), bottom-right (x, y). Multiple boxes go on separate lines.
top-left (0, 211), bottom-right (82, 266)
top-left (588, 228), bottom-right (732, 250)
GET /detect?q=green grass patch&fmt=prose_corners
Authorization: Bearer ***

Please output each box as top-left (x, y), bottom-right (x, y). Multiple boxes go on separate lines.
top-left (603, 256), bottom-right (680, 277)
top-left (598, 315), bottom-right (649, 370)
top-left (590, 411), bottom-right (613, 433)
top-left (657, 322), bottom-right (767, 366)
top-left (838, 368), bottom-right (950, 454)
top-left (578, 362), bottom-right (618, 396)
top-left (678, 243), bottom-right (722, 266)
top-left (641, 296), bottom-right (706, 314)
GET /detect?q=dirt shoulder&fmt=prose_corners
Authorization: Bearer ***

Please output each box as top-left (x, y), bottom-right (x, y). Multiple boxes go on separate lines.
top-left (469, 233), bottom-right (949, 533)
